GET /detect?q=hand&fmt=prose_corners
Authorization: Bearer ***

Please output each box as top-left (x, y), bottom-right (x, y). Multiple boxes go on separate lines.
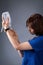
top-left (2, 17), bottom-right (9, 29)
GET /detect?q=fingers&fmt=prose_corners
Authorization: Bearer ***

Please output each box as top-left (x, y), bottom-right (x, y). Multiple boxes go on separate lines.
top-left (6, 17), bottom-right (9, 24)
top-left (2, 20), bottom-right (5, 27)
top-left (2, 17), bottom-right (9, 29)
top-left (2, 17), bottom-right (6, 27)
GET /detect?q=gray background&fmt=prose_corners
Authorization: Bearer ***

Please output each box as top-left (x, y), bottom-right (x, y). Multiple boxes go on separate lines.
top-left (0, 0), bottom-right (43, 65)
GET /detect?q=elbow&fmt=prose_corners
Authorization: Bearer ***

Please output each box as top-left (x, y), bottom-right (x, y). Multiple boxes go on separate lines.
top-left (12, 44), bottom-right (19, 50)
top-left (15, 44), bottom-right (21, 50)
top-left (15, 46), bottom-right (19, 50)
top-left (12, 44), bottom-right (18, 50)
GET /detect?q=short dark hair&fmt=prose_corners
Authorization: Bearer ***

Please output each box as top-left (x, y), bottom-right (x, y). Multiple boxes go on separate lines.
top-left (26, 13), bottom-right (43, 36)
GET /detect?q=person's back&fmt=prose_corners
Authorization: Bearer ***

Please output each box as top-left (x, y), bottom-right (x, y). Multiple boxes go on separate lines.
top-left (22, 36), bottom-right (43, 65)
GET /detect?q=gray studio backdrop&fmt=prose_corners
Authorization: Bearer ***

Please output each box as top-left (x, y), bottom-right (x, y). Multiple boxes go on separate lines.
top-left (0, 0), bottom-right (43, 65)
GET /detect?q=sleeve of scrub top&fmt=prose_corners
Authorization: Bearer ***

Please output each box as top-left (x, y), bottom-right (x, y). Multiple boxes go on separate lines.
top-left (28, 37), bottom-right (43, 51)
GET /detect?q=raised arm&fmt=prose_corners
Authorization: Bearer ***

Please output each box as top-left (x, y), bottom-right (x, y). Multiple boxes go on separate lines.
top-left (2, 18), bottom-right (32, 57)
top-left (6, 29), bottom-right (32, 50)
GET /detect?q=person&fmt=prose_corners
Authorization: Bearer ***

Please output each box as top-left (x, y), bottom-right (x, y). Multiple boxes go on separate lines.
top-left (2, 13), bottom-right (43, 65)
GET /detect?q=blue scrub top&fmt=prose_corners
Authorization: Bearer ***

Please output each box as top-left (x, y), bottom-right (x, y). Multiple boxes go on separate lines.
top-left (22, 36), bottom-right (43, 65)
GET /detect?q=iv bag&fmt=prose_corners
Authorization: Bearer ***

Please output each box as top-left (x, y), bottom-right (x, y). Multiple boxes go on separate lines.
top-left (1, 11), bottom-right (11, 32)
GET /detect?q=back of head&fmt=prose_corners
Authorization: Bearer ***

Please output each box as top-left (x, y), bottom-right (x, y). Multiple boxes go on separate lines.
top-left (26, 13), bottom-right (43, 36)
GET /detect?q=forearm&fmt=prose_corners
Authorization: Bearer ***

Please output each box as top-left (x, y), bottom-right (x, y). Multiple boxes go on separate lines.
top-left (5, 29), bottom-right (23, 57)
top-left (6, 29), bottom-right (20, 49)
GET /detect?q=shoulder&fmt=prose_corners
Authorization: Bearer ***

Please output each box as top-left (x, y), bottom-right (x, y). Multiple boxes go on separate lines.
top-left (28, 36), bottom-right (43, 51)
top-left (29, 36), bottom-right (43, 43)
